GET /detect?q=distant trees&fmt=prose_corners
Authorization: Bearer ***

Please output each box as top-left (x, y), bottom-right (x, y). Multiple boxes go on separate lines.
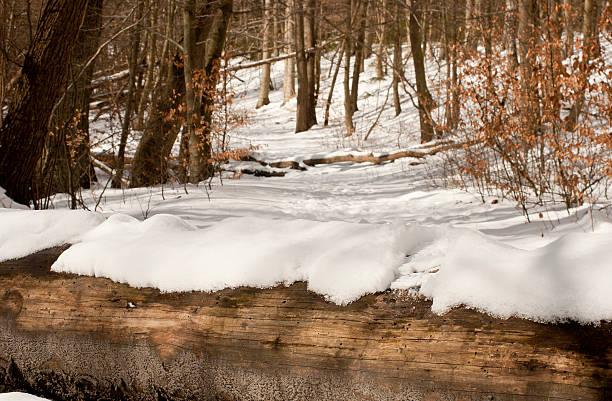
top-left (0, 0), bottom-right (609, 210)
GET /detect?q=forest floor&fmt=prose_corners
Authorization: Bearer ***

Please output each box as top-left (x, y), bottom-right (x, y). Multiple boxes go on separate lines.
top-left (1, 47), bottom-right (611, 325)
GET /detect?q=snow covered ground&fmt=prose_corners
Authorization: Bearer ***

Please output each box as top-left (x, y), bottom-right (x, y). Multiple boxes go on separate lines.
top-left (0, 393), bottom-right (50, 401)
top-left (1, 47), bottom-right (611, 324)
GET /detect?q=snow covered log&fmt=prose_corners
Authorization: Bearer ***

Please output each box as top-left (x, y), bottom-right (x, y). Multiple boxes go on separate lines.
top-left (0, 248), bottom-right (610, 401)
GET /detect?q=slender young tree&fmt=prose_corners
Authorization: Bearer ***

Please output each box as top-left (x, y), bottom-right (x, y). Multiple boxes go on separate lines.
top-left (114, 0), bottom-right (143, 188)
top-left (408, 0), bottom-right (435, 142)
top-left (256, 0), bottom-right (273, 109)
top-left (282, 1), bottom-right (296, 105)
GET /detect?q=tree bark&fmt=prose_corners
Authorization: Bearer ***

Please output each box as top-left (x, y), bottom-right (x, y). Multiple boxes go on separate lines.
top-left (343, 0), bottom-right (354, 135)
top-left (131, 0), bottom-right (232, 187)
top-left (136, 0), bottom-right (159, 129)
top-left (305, 0), bottom-right (318, 127)
top-left (392, 0), bottom-right (402, 116)
top-left (256, 0), bottom-right (273, 109)
top-left (0, 0), bottom-right (89, 205)
top-left (293, 0), bottom-right (314, 133)
top-left (43, 0), bottom-right (103, 201)
top-left (376, 0), bottom-right (388, 79)
top-left (350, 0), bottom-right (367, 113)
top-left (1, 248), bottom-right (611, 401)
top-left (282, 2), bottom-right (296, 105)
top-left (408, 0), bottom-right (435, 142)
top-left (113, 0), bottom-right (142, 189)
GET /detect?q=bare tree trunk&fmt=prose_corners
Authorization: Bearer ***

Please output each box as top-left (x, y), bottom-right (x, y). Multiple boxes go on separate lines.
top-left (350, 0), bottom-right (367, 113)
top-left (392, 0), bottom-right (402, 116)
top-left (443, 0), bottom-right (459, 130)
top-left (114, 1), bottom-right (142, 189)
top-left (506, 0), bottom-right (519, 67)
top-left (408, 0), bottom-right (435, 142)
top-left (464, 0), bottom-right (474, 49)
top-left (131, 0), bottom-right (232, 187)
top-left (43, 0), bottom-right (103, 201)
top-left (343, 0), bottom-right (354, 135)
top-left (256, 0), bottom-right (273, 109)
top-left (376, 0), bottom-right (388, 79)
top-left (293, 0), bottom-right (314, 133)
top-left (183, 0), bottom-right (202, 184)
top-left (282, 2), bottom-right (295, 104)
top-left (305, 0), bottom-right (318, 126)
top-left (517, 0), bottom-right (538, 137)
top-left (563, 0), bottom-right (574, 56)
top-left (567, 0), bottom-right (600, 129)
top-left (0, 0), bottom-right (89, 205)
top-left (136, 0), bottom-right (159, 129)
top-left (324, 42), bottom-right (344, 126)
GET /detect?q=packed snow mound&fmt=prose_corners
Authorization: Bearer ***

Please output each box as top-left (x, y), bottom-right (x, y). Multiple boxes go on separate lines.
top-left (392, 227), bottom-right (612, 324)
top-left (52, 214), bottom-right (434, 305)
top-left (0, 393), bottom-right (50, 401)
top-left (49, 212), bottom-right (612, 322)
top-left (0, 209), bottom-right (106, 262)
top-left (0, 186), bottom-right (28, 209)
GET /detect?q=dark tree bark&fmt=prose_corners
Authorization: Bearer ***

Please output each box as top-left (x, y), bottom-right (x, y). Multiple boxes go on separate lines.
top-left (293, 0), bottom-right (314, 133)
top-left (0, 0), bottom-right (89, 205)
top-left (113, 0), bottom-right (142, 189)
top-left (350, 0), bottom-right (367, 113)
top-left (256, 0), bottom-right (273, 109)
top-left (305, 0), bottom-right (318, 127)
top-left (392, 0), bottom-right (402, 116)
top-left (408, 0), bottom-right (435, 142)
top-left (131, 0), bottom-right (232, 187)
top-left (343, 0), bottom-right (354, 135)
top-left (44, 0), bottom-right (103, 202)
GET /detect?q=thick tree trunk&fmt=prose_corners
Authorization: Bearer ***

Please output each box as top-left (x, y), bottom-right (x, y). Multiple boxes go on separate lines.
top-left (183, 0), bottom-right (202, 184)
top-left (0, 0), bottom-right (89, 206)
top-left (293, 0), bottom-right (314, 133)
top-left (282, 2), bottom-right (296, 105)
top-left (43, 0), bottom-right (103, 201)
top-left (1, 248), bottom-right (611, 401)
top-left (256, 0), bottom-right (273, 109)
top-left (408, 0), bottom-right (435, 142)
top-left (131, 0), bottom-right (232, 187)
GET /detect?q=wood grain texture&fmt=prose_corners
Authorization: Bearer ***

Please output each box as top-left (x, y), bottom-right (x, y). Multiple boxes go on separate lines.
top-left (0, 247), bottom-right (610, 400)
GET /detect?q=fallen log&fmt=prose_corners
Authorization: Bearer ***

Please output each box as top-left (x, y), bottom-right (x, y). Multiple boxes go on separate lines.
top-left (0, 248), bottom-right (610, 401)
top-left (244, 141), bottom-right (459, 171)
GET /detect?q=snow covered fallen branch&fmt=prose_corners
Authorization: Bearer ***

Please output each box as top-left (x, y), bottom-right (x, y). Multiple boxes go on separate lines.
top-left (242, 140), bottom-right (462, 170)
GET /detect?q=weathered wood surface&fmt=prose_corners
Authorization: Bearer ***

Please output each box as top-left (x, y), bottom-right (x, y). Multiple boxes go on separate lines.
top-left (0, 247), bottom-right (610, 401)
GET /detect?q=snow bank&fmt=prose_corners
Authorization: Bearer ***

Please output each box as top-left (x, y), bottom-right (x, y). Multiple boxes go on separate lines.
top-left (0, 186), bottom-right (28, 209)
top-left (0, 209), bottom-right (106, 262)
top-left (0, 393), bottom-right (50, 401)
top-left (52, 214), bottom-right (433, 305)
top-left (393, 227), bottom-right (612, 324)
top-left (48, 212), bottom-right (612, 322)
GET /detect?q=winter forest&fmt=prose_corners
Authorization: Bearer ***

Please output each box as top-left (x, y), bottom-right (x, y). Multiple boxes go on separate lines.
top-left (0, 1), bottom-right (611, 400)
